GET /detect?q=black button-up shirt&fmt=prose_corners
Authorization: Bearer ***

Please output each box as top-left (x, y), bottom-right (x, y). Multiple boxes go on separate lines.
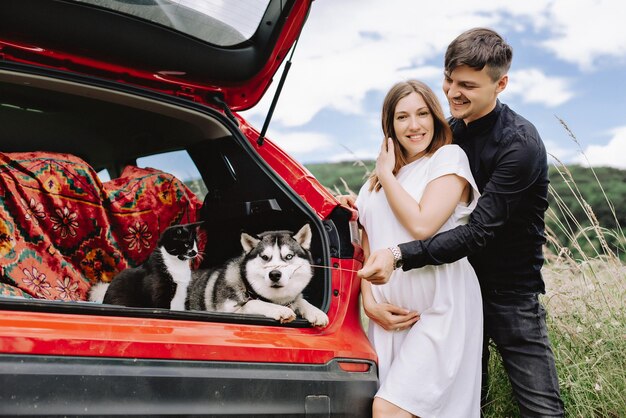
top-left (398, 100), bottom-right (549, 293)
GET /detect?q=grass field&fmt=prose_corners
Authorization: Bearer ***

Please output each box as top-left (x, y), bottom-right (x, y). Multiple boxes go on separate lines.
top-left (482, 259), bottom-right (625, 417)
top-left (482, 159), bottom-right (625, 417)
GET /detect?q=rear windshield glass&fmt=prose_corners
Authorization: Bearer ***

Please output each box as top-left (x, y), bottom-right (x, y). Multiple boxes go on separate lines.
top-left (72, 0), bottom-right (270, 46)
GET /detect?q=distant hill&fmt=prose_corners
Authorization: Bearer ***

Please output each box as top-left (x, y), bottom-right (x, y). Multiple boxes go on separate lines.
top-left (305, 161), bottom-right (626, 259)
top-left (305, 160), bottom-right (374, 195)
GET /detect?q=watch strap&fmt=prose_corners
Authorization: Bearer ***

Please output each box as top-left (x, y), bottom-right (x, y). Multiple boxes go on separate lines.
top-left (388, 245), bottom-right (403, 269)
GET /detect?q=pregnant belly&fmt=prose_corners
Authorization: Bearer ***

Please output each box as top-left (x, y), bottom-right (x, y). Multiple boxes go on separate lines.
top-left (372, 266), bottom-right (437, 313)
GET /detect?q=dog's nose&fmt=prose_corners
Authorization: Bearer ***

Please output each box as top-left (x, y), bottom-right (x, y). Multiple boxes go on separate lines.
top-left (269, 270), bottom-right (282, 282)
top-left (188, 250), bottom-right (197, 257)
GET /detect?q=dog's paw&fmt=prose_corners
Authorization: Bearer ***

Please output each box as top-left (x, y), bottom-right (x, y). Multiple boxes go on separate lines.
top-left (267, 305), bottom-right (297, 323)
top-left (302, 308), bottom-right (329, 327)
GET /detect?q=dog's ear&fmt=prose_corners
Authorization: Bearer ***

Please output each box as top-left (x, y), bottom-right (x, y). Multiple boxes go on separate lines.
top-left (240, 232), bottom-right (260, 253)
top-left (294, 224), bottom-right (312, 250)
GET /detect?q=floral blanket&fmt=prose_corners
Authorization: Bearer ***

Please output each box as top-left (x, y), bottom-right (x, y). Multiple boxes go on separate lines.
top-left (0, 152), bottom-right (202, 301)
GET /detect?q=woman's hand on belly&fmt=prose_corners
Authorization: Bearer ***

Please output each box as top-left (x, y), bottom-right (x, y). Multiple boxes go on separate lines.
top-left (364, 301), bottom-right (420, 332)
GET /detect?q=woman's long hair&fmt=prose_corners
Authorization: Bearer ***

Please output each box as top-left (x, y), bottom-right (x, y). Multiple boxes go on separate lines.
top-left (369, 80), bottom-right (452, 192)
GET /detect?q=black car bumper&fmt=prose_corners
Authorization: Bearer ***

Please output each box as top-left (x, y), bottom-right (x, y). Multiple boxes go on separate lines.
top-left (0, 354), bottom-right (377, 417)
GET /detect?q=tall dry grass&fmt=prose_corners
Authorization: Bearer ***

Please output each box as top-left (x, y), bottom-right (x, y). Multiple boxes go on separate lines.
top-left (483, 231), bottom-right (625, 417)
top-left (482, 121), bottom-right (625, 417)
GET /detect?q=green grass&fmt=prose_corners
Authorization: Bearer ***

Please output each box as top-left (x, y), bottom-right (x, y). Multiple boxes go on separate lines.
top-left (305, 160), bottom-right (373, 196)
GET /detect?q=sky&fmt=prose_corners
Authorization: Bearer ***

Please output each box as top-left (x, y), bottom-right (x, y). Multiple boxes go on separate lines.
top-left (241, 0), bottom-right (626, 169)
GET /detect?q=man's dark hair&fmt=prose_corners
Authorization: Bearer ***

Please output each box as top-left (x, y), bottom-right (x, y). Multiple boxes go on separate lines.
top-left (444, 28), bottom-right (513, 81)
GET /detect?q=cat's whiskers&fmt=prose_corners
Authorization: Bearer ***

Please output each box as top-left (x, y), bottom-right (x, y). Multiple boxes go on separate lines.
top-left (193, 250), bottom-right (206, 263)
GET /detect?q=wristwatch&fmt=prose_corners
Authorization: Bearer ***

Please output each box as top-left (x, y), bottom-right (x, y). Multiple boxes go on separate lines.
top-left (388, 245), bottom-right (403, 269)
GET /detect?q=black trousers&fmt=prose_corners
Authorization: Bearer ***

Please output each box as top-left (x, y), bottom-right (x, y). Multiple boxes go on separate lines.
top-left (481, 290), bottom-right (564, 417)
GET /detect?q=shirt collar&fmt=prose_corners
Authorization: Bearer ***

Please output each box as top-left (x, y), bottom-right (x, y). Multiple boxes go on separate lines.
top-left (464, 99), bottom-right (502, 134)
top-left (451, 99), bottom-right (502, 140)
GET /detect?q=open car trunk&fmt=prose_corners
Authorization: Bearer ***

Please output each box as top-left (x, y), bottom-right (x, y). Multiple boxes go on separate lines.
top-left (0, 2), bottom-right (378, 415)
top-left (0, 68), bottom-right (330, 325)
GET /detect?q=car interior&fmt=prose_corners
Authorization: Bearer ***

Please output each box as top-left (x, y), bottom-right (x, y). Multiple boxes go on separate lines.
top-left (0, 69), bottom-right (329, 321)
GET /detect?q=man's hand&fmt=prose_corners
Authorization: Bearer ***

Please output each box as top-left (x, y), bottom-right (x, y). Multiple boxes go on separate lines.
top-left (357, 248), bottom-right (395, 285)
top-left (363, 301), bottom-right (420, 331)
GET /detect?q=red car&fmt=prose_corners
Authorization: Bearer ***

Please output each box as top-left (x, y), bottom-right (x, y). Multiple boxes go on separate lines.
top-left (0, 0), bottom-right (377, 416)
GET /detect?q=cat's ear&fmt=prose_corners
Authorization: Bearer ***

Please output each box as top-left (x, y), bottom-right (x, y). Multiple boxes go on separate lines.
top-left (294, 224), bottom-right (312, 250)
top-left (185, 221), bottom-right (205, 228)
top-left (240, 232), bottom-right (260, 253)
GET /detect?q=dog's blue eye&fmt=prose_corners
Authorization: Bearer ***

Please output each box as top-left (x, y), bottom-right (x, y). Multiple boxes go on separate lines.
top-left (285, 254), bottom-right (293, 260)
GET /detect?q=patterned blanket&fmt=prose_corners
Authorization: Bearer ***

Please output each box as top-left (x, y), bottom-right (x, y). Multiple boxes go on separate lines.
top-left (0, 152), bottom-right (202, 301)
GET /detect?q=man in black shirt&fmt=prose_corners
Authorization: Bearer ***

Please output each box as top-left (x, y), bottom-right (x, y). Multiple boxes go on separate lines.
top-left (359, 28), bottom-right (564, 417)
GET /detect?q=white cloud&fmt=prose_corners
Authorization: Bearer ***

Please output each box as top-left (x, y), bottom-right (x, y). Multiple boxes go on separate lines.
top-left (503, 69), bottom-right (573, 107)
top-left (265, 131), bottom-right (333, 155)
top-left (544, 139), bottom-right (579, 164)
top-left (327, 148), bottom-right (378, 164)
top-left (244, 0), bottom-right (613, 129)
top-left (263, 128), bottom-right (381, 164)
top-left (239, 0), bottom-right (626, 165)
top-left (538, 0), bottom-right (626, 70)
top-left (575, 127), bottom-right (626, 168)
top-left (244, 0), bottom-right (505, 127)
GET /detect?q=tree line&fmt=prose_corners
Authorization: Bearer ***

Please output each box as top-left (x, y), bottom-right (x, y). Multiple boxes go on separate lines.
top-left (305, 161), bottom-right (626, 261)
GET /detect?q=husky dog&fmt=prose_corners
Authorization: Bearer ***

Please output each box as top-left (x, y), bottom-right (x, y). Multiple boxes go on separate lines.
top-left (186, 224), bottom-right (328, 327)
top-left (88, 222), bottom-right (201, 310)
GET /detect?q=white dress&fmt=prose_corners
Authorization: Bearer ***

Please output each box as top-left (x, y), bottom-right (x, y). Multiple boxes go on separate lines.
top-left (356, 144), bottom-right (483, 418)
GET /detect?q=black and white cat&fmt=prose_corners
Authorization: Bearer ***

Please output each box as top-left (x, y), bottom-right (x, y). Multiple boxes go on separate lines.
top-left (88, 222), bottom-right (202, 310)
